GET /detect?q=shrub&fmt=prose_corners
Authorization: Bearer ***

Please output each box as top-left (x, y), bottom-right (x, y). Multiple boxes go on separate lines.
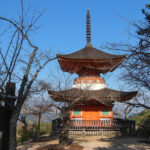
top-left (17, 126), bottom-right (32, 145)
top-left (17, 121), bottom-right (52, 145)
top-left (40, 122), bottom-right (52, 135)
top-left (137, 115), bottom-right (150, 138)
top-left (130, 109), bottom-right (150, 138)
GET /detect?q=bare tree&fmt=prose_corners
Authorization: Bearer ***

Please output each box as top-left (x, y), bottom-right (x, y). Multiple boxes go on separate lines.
top-left (21, 98), bottom-right (53, 140)
top-left (19, 80), bottom-right (52, 124)
top-left (0, 1), bottom-right (56, 149)
top-left (47, 73), bottom-right (84, 145)
top-left (104, 4), bottom-right (150, 109)
top-left (51, 96), bottom-right (84, 145)
top-left (19, 80), bottom-right (54, 141)
top-left (126, 92), bottom-right (150, 109)
top-left (114, 103), bottom-right (134, 120)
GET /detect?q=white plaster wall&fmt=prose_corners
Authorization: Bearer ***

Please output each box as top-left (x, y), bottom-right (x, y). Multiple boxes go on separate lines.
top-left (72, 83), bottom-right (107, 90)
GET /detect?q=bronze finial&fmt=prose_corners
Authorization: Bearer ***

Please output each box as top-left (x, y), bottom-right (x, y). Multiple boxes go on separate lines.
top-left (86, 8), bottom-right (92, 47)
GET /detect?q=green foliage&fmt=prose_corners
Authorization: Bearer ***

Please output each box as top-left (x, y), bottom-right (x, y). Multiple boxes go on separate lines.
top-left (17, 126), bottom-right (32, 145)
top-left (130, 109), bottom-right (150, 124)
top-left (137, 115), bottom-right (150, 137)
top-left (40, 122), bottom-right (52, 135)
top-left (17, 121), bottom-right (52, 145)
top-left (137, 4), bottom-right (150, 35)
top-left (130, 109), bottom-right (150, 137)
top-left (130, 110), bottom-right (150, 124)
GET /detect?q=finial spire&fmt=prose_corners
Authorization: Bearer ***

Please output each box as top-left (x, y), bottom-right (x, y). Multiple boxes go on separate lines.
top-left (86, 8), bottom-right (91, 47)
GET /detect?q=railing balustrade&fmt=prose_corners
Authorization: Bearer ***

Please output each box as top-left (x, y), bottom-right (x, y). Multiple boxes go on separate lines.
top-left (52, 119), bottom-right (135, 133)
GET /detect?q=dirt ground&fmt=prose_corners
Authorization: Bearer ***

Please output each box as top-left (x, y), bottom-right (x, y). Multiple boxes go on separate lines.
top-left (17, 136), bottom-right (150, 150)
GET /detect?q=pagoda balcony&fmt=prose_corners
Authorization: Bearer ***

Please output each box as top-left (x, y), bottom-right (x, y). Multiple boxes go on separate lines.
top-left (52, 118), bottom-right (135, 135)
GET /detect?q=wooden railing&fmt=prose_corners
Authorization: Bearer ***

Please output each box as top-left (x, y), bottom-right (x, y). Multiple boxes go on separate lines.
top-left (52, 118), bottom-right (135, 134)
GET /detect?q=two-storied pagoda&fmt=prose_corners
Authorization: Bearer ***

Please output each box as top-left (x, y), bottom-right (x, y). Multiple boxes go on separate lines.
top-left (48, 10), bottom-right (137, 123)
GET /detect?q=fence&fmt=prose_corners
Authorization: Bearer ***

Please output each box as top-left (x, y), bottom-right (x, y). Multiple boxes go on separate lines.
top-left (52, 118), bottom-right (135, 135)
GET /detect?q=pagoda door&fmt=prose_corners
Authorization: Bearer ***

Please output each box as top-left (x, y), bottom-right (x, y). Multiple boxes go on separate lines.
top-left (84, 107), bottom-right (99, 120)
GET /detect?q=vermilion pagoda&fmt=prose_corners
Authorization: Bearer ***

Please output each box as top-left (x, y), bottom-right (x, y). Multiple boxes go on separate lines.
top-left (48, 10), bottom-right (137, 123)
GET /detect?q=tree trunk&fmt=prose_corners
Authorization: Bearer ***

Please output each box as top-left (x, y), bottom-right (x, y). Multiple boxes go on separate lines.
top-left (59, 107), bottom-right (70, 145)
top-left (37, 114), bottom-right (41, 141)
top-left (2, 109), bottom-right (11, 150)
top-left (125, 113), bottom-right (128, 120)
top-left (9, 116), bottom-right (17, 150)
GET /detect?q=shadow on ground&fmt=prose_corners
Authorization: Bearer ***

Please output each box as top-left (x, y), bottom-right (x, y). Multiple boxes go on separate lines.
top-left (34, 136), bottom-right (58, 143)
top-left (94, 136), bottom-right (149, 150)
top-left (37, 144), bottom-right (83, 150)
top-left (36, 136), bottom-right (83, 150)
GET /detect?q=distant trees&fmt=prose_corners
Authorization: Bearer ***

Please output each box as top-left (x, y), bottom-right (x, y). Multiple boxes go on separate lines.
top-left (17, 80), bottom-right (54, 143)
top-left (18, 98), bottom-right (53, 142)
top-left (21, 98), bottom-right (53, 141)
top-left (0, 1), bottom-right (56, 149)
top-left (106, 4), bottom-right (150, 109)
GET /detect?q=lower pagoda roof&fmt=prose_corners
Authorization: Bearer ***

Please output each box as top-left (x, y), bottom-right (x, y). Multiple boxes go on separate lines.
top-left (48, 88), bottom-right (138, 106)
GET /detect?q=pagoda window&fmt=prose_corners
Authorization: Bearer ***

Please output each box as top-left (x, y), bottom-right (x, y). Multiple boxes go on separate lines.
top-left (73, 108), bottom-right (81, 115)
top-left (101, 109), bottom-right (110, 115)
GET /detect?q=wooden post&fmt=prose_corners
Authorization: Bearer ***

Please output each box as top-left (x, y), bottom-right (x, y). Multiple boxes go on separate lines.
top-left (1, 82), bottom-right (16, 150)
top-left (1, 108), bottom-right (11, 150)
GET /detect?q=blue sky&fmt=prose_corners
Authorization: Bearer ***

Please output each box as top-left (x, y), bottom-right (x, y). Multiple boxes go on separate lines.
top-left (0, 0), bottom-right (147, 50)
top-left (0, 0), bottom-right (148, 90)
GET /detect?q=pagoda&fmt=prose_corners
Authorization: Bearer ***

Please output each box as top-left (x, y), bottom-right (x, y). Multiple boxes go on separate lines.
top-left (48, 10), bottom-right (137, 123)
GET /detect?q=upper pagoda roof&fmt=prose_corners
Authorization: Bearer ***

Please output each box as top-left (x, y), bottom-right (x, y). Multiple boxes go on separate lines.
top-left (58, 9), bottom-right (126, 61)
top-left (58, 45), bottom-right (126, 60)
top-left (57, 9), bottom-right (126, 75)
top-left (57, 46), bottom-right (126, 75)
